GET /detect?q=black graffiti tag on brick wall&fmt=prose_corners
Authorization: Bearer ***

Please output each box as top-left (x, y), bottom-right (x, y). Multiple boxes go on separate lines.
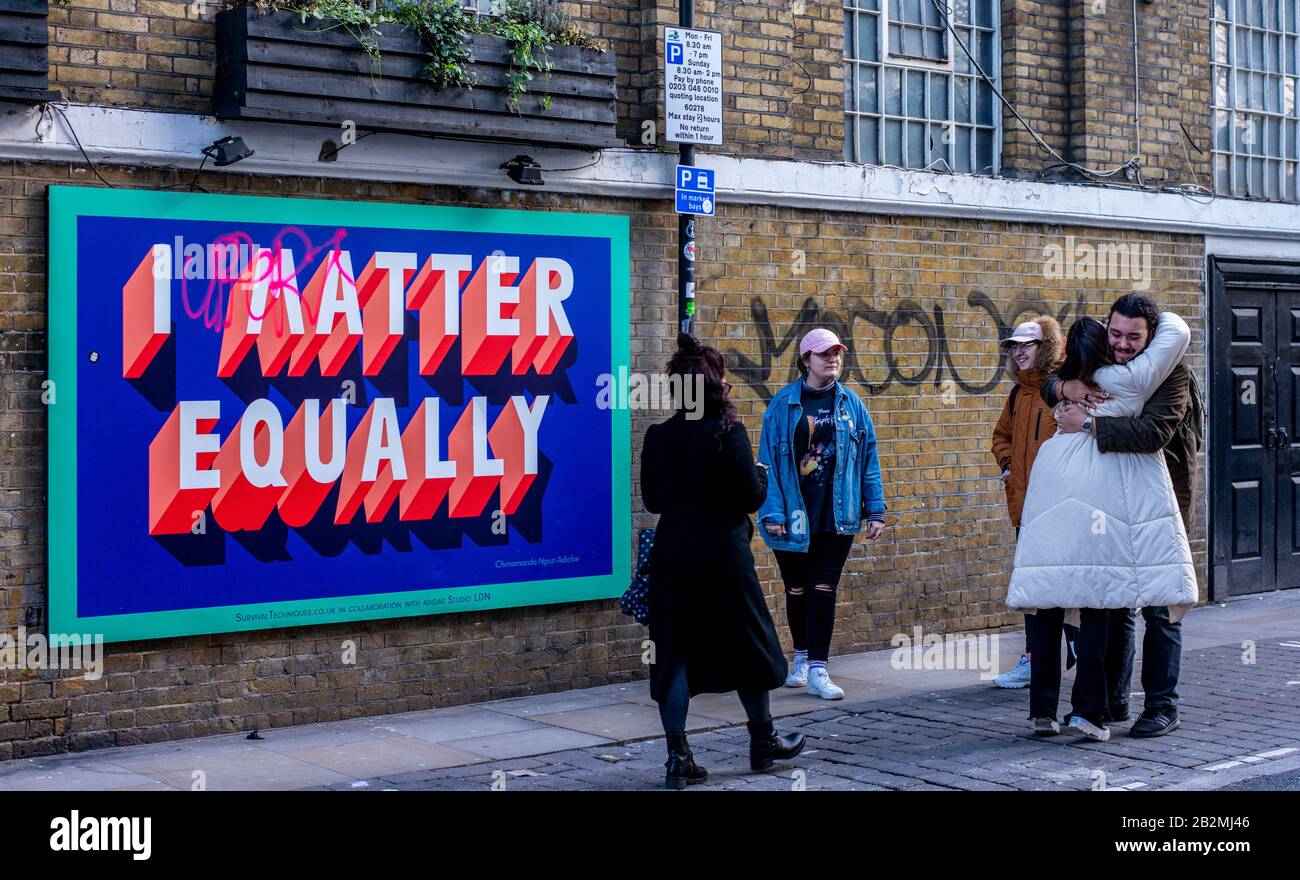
top-left (726, 292), bottom-right (1088, 402)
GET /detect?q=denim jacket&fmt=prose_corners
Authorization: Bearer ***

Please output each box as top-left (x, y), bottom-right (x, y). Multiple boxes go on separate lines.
top-left (756, 380), bottom-right (886, 552)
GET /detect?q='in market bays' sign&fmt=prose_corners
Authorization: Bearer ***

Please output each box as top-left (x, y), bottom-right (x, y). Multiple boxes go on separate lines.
top-left (48, 187), bottom-right (630, 642)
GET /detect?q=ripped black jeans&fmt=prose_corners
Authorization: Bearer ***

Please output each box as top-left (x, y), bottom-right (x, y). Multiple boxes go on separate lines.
top-left (773, 532), bottom-right (855, 662)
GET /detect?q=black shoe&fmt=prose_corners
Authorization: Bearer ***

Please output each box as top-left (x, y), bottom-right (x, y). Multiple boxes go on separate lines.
top-left (1106, 705), bottom-right (1131, 723)
top-left (747, 718), bottom-right (805, 772)
top-left (1129, 709), bottom-right (1179, 738)
top-left (664, 734), bottom-right (708, 789)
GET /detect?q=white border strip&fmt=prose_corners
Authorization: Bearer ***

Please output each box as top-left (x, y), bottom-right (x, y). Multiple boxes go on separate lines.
top-left (5, 103), bottom-right (1300, 240)
top-left (1205, 235), bottom-right (1300, 261)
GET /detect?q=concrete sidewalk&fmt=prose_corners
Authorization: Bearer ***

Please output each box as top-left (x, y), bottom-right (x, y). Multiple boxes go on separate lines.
top-left (1, 591), bottom-right (1298, 791)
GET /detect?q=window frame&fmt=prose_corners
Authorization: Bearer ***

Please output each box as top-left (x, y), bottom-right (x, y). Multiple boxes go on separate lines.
top-left (844, 0), bottom-right (1002, 176)
top-left (1210, 0), bottom-right (1300, 201)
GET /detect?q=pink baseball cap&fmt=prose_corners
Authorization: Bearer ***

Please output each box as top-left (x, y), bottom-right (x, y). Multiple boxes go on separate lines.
top-left (799, 328), bottom-right (846, 358)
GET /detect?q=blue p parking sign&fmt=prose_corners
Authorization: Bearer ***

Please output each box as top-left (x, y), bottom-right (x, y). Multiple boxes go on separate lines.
top-left (675, 165), bottom-right (715, 216)
top-left (666, 40), bottom-right (684, 65)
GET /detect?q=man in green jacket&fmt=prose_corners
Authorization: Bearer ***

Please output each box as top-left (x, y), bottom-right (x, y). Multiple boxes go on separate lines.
top-left (1041, 293), bottom-right (1199, 738)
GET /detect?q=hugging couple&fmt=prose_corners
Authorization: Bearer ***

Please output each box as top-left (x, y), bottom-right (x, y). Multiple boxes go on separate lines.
top-left (1001, 293), bottom-right (1201, 743)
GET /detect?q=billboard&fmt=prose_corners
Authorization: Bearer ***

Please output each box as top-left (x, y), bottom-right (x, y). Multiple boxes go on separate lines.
top-left (48, 186), bottom-right (630, 643)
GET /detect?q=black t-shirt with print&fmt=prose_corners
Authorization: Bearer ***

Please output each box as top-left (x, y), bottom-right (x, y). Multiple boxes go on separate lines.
top-left (794, 380), bottom-right (838, 534)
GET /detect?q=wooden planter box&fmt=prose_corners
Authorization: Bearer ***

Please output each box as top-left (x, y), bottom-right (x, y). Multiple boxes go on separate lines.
top-left (215, 8), bottom-right (621, 149)
top-left (0, 0), bottom-right (60, 104)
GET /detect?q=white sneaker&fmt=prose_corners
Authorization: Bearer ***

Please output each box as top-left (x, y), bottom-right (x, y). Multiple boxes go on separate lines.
top-left (1066, 715), bottom-right (1111, 742)
top-left (993, 654), bottom-right (1031, 689)
top-left (806, 666), bottom-right (844, 700)
top-left (1032, 717), bottom-right (1060, 736)
top-left (784, 655), bottom-right (809, 688)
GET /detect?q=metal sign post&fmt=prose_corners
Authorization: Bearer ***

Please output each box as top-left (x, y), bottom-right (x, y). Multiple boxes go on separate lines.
top-left (678, 150), bottom-right (694, 335)
top-left (664, 2), bottom-right (721, 335)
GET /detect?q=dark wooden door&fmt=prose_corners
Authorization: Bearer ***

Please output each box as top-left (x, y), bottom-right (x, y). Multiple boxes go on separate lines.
top-left (1210, 259), bottom-right (1300, 597)
top-left (1277, 290), bottom-right (1300, 589)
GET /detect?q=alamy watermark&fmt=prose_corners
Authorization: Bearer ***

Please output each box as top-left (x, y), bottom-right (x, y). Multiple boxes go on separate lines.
top-left (0, 627), bottom-right (104, 681)
top-left (890, 626), bottom-right (999, 680)
top-left (1042, 236), bottom-right (1152, 291)
top-left (150, 235), bottom-right (257, 282)
top-left (596, 368), bottom-right (706, 419)
top-left (49, 811), bottom-right (150, 860)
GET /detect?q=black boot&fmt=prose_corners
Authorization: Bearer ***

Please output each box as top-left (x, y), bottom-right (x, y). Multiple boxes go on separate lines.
top-left (747, 718), bottom-right (805, 772)
top-left (664, 733), bottom-right (708, 789)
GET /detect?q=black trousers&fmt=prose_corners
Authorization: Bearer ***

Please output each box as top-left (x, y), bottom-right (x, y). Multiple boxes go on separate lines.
top-left (1028, 608), bottom-right (1111, 723)
top-left (1105, 606), bottom-right (1182, 713)
top-left (774, 532), bottom-right (855, 663)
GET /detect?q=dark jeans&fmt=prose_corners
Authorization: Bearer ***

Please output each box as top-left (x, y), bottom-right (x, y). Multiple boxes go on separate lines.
top-left (1025, 615), bottom-right (1076, 661)
top-left (657, 659), bottom-right (771, 736)
top-left (774, 532), bottom-right (855, 662)
top-left (1028, 608), bottom-right (1110, 722)
top-left (1105, 606), bottom-right (1182, 713)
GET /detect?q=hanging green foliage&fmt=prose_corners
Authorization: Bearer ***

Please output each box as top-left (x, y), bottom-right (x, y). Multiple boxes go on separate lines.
top-left (235, 0), bottom-right (602, 112)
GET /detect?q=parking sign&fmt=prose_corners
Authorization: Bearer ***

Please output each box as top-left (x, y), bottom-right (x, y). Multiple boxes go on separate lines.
top-left (675, 165), bottom-right (715, 216)
top-left (664, 27), bottom-right (723, 145)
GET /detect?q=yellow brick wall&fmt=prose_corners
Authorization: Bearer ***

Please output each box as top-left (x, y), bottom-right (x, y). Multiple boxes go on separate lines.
top-left (677, 211), bottom-right (1209, 649)
top-left (47, 0), bottom-right (211, 113)
top-left (1066, 1), bottom-right (1213, 186)
top-left (1000, 0), bottom-right (1072, 177)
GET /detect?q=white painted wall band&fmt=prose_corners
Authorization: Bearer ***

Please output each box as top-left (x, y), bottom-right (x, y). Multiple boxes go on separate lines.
top-left (2, 103), bottom-right (1299, 244)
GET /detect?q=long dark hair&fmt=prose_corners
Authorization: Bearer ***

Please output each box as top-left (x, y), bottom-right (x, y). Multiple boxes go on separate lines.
top-left (667, 332), bottom-right (737, 432)
top-left (1059, 317), bottom-right (1115, 382)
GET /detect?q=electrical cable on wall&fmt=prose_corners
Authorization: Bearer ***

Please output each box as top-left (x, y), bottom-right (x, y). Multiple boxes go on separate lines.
top-left (43, 102), bottom-right (116, 189)
top-left (163, 154), bottom-right (211, 194)
top-left (47, 101), bottom-right (220, 193)
top-left (1175, 120), bottom-right (1211, 195)
top-left (543, 152), bottom-right (604, 173)
top-left (790, 23), bottom-right (814, 97)
top-left (928, 0), bottom-right (1140, 182)
top-left (320, 128), bottom-right (380, 162)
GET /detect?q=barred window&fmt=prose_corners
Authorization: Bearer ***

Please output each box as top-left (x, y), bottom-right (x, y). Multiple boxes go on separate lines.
top-left (844, 0), bottom-right (1000, 174)
top-left (1212, 0), bottom-right (1299, 200)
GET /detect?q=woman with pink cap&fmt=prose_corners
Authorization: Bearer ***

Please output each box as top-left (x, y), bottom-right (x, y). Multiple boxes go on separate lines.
top-left (757, 328), bottom-right (887, 700)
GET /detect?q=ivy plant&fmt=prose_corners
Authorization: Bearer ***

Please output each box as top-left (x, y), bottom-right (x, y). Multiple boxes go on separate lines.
top-left (236, 0), bottom-right (601, 113)
top-left (480, 1), bottom-right (555, 111)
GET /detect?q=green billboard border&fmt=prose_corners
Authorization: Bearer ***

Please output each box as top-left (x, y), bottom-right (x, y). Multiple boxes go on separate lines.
top-left (47, 185), bottom-right (632, 644)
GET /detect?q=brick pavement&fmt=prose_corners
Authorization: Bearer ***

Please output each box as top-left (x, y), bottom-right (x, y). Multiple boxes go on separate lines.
top-left (323, 638), bottom-right (1300, 792)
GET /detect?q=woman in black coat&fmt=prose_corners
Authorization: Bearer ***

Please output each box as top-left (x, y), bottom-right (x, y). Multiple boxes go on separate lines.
top-left (640, 333), bottom-right (805, 789)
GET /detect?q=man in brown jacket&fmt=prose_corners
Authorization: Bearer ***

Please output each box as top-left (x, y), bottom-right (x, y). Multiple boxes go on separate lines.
top-left (1042, 293), bottom-right (1200, 738)
top-left (990, 316), bottom-right (1066, 689)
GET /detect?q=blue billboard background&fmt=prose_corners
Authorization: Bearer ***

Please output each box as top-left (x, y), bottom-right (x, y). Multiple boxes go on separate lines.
top-left (74, 215), bottom-right (614, 619)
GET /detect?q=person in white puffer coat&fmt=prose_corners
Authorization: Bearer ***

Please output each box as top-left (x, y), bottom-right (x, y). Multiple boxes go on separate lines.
top-left (1007, 310), bottom-right (1195, 741)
